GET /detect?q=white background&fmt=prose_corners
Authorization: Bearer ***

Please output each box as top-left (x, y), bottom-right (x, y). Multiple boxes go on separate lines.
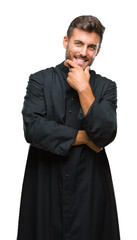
top-left (0, 0), bottom-right (137, 239)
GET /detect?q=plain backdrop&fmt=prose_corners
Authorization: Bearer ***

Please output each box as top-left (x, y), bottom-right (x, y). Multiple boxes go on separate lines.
top-left (0, 0), bottom-right (137, 239)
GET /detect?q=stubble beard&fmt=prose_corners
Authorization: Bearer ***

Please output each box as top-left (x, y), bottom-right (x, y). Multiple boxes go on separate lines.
top-left (65, 46), bottom-right (95, 69)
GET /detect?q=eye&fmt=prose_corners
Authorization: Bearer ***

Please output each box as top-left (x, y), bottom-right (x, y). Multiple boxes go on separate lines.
top-left (74, 41), bottom-right (82, 47)
top-left (89, 46), bottom-right (96, 51)
top-left (75, 42), bottom-right (81, 46)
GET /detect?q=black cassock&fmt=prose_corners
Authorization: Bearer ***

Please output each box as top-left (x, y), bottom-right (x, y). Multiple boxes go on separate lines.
top-left (17, 62), bottom-right (120, 240)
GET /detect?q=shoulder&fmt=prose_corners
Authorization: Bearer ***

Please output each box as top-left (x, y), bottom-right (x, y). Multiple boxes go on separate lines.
top-left (91, 70), bottom-right (117, 94)
top-left (28, 62), bottom-right (66, 89)
top-left (90, 70), bottom-right (117, 106)
top-left (29, 66), bottom-right (55, 82)
top-left (92, 70), bottom-right (116, 87)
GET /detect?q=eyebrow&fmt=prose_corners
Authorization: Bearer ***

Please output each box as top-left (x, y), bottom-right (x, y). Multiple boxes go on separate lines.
top-left (89, 44), bottom-right (97, 48)
top-left (74, 40), bottom-right (97, 48)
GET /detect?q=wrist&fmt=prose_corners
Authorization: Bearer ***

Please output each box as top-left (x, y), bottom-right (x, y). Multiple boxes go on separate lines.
top-left (72, 130), bottom-right (87, 146)
top-left (77, 82), bottom-right (90, 94)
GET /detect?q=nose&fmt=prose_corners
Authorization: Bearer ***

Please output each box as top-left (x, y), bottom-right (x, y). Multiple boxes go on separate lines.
top-left (80, 46), bottom-right (87, 57)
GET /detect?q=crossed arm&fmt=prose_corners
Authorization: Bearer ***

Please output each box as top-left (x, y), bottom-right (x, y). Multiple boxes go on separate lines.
top-left (72, 130), bottom-right (102, 153)
top-left (23, 62), bottom-right (116, 156)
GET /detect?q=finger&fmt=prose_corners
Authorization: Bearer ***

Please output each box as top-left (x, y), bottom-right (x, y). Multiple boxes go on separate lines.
top-left (66, 59), bottom-right (78, 69)
top-left (64, 61), bottom-right (70, 68)
top-left (96, 147), bottom-right (103, 153)
top-left (64, 61), bottom-right (74, 71)
top-left (85, 66), bottom-right (90, 74)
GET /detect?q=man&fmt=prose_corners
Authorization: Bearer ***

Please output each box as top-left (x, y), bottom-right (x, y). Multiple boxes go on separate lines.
top-left (17, 15), bottom-right (120, 240)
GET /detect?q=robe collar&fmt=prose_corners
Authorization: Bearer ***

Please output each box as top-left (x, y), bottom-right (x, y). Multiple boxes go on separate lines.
top-left (57, 61), bottom-right (70, 74)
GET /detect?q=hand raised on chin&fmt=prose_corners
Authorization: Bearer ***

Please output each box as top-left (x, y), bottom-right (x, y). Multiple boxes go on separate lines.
top-left (64, 59), bottom-right (90, 93)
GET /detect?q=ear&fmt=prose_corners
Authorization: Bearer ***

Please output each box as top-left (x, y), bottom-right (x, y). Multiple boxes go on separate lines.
top-left (63, 35), bottom-right (68, 49)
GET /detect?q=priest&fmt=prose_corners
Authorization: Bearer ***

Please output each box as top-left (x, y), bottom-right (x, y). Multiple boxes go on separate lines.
top-left (17, 15), bottom-right (120, 240)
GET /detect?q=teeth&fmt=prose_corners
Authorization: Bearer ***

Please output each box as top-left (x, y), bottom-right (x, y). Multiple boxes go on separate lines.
top-left (76, 58), bottom-right (86, 63)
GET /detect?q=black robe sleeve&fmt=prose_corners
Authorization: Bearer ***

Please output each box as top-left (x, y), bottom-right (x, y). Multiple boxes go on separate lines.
top-left (22, 74), bottom-right (78, 156)
top-left (82, 80), bottom-right (117, 148)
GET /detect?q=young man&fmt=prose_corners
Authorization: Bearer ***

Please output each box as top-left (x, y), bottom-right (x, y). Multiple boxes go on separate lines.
top-left (17, 15), bottom-right (120, 240)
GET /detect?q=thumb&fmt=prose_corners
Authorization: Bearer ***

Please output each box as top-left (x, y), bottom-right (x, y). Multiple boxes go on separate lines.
top-left (85, 66), bottom-right (90, 74)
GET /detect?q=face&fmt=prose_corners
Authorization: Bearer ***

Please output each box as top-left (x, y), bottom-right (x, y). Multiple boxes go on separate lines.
top-left (63, 28), bottom-right (101, 69)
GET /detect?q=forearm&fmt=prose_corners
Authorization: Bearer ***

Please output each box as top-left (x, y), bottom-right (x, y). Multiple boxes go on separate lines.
top-left (78, 81), bottom-right (117, 148)
top-left (72, 130), bottom-right (102, 153)
top-left (72, 130), bottom-right (87, 145)
top-left (78, 83), bottom-right (95, 115)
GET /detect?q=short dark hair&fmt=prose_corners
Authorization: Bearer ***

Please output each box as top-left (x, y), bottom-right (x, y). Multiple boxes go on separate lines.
top-left (67, 15), bottom-right (105, 44)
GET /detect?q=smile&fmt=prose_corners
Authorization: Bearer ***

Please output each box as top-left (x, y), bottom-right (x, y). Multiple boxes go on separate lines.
top-left (74, 57), bottom-right (88, 65)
